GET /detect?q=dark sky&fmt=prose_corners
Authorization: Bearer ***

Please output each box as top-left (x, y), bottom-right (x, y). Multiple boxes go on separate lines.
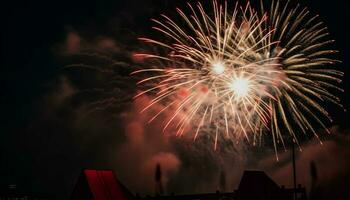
top-left (1, 0), bottom-right (350, 199)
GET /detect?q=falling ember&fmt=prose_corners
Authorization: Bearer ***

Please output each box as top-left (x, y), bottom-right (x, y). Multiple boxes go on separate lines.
top-left (132, 0), bottom-right (343, 155)
top-left (201, 85), bottom-right (209, 94)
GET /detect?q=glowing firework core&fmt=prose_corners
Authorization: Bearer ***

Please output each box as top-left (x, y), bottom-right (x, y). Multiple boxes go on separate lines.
top-left (212, 62), bottom-right (225, 74)
top-left (230, 77), bottom-right (250, 99)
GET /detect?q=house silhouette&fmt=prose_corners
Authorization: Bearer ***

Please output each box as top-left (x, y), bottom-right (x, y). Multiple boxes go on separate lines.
top-left (70, 169), bottom-right (306, 200)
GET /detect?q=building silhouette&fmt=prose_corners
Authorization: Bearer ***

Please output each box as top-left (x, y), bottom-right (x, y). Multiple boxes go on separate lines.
top-left (70, 169), bottom-right (307, 200)
top-left (70, 169), bottom-right (134, 200)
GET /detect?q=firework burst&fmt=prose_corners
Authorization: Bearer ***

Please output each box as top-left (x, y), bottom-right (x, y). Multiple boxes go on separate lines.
top-left (132, 0), bottom-right (343, 156)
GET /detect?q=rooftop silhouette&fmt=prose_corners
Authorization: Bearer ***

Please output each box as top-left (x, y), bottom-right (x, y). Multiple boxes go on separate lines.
top-left (70, 169), bottom-right (307, 200)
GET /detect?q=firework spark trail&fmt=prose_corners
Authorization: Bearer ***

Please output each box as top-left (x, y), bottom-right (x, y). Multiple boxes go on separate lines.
top-left (132, 0), bottom-right (343, 157)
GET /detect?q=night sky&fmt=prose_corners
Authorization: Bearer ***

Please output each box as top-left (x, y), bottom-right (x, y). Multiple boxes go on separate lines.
top-left (1, 0), bottom-right (350, 199)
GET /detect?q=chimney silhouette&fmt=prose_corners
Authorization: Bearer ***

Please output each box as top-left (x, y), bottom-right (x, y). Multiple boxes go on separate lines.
top-left (292, 141), bottom-right (297, 200)
top-left (155, 163), bottom-right (164, 195)
top-left (219, 167), bottom-right (227, 192)
top-left (310, 161), bottom-right (318, 183)
top-left (309, 161), bottom-right (320, 200)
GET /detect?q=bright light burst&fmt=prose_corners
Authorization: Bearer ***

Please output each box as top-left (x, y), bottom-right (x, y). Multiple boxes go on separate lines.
top-left (132, 0), bottom-right (344, 155)
top-left (212, 62), bottom-right (226, 74)
top-left (230, 77), bottom-right (250, 99)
